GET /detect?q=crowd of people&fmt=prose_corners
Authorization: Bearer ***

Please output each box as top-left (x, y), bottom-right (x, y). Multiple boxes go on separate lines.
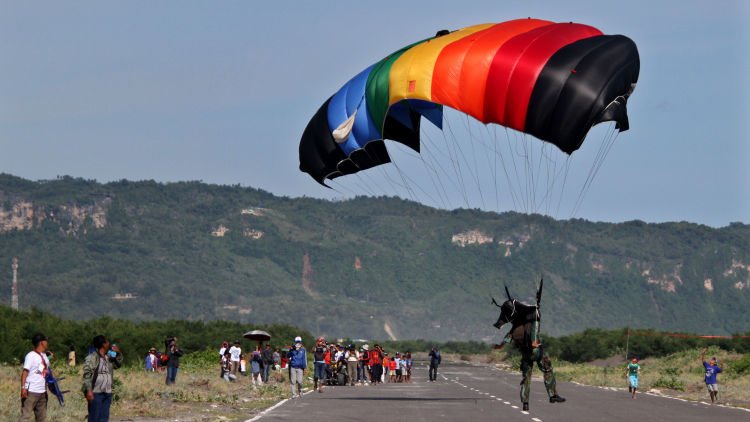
top-left (218, 340), bottom-right (281, 386)
top-left (15, 331), bottom-right (730, 422)
top-left (287, 336), bottom-right (439, 398)
top-left (211, 336), bottom-right (441, 399)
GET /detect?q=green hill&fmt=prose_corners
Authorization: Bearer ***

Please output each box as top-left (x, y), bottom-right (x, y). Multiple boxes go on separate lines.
top-left (0, 174), bottom-right (748, 341)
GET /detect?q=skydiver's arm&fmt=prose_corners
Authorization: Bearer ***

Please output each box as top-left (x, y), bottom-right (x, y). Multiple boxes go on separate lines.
top-left (530, 321), bottom-right (542, 348)
top-left (494, 332), bottom-right (513, 350)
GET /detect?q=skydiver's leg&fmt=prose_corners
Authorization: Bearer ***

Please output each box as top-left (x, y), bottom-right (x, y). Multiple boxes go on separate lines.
top-left (520, 355), bottom-right (533, 407)
top-left (535, 347), bottom-right (565, 403)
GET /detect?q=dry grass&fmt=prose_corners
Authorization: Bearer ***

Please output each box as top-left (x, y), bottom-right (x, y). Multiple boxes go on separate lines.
top-left (482, 347), bottom-right (750, 409)
top-left (0, 364), bottom-right (303, 421)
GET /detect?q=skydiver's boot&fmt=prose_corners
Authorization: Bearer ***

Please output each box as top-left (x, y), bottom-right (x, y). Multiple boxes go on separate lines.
top-left (523, 403), bottom-right (529, 411)
top-left (549, 395), bottom-right (566, 403)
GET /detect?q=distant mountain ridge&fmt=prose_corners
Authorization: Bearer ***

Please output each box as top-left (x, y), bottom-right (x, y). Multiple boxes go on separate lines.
top-left (0, 174), bottom-right (748, 341)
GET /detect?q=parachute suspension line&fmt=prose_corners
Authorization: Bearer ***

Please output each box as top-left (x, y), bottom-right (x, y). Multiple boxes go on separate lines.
top-left (510, 129), bottom-right (531, 212)
top-left (328, 179), bottom-right (357, 197)
top-left (415, 131), bottom-right (457, 209)
top-left (354, 173), bottom-right (379, 198)
top-left (419, 126), bottom-right (474, 209)
top-left (470, 117), bottom-right (500, 212)
top-left (462, 114), bottom-right (487, 209)
top-left (441, 114), bottom-right (471, 208)
top-left (554, 155), bottom-right (573, 217)
top-left (491, 125), bottom-right (500, 211)
top-left (523, 133), bottom-right (535, 213)
top-left (444, 112), bottom-right (480, 208)
top-left (534, 142), bottom-right (550, 214)
top-left (487, 125), bottom-right (520, 211)
top-left (384, 143), bottom-right (447, 208)
top-left (389, 156), bottom-right (420, 203)
top-left (376, 165), bottom-right (413, 197)
top-left (504, 128), bottom-right (527, 212)
top-left (570, 123), bottom-right (619, 217)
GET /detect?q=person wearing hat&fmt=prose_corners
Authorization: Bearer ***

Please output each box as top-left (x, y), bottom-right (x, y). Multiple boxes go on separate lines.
top-left (625, 357), bottom-right (640, 399)
top-left (20, 333), bottom-right (50, 422)
top-left (287, 336), bottom-right (307, 398)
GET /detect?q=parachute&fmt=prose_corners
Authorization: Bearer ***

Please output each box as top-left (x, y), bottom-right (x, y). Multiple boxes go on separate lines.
top-left (299, 18), bottom-right (640, 204)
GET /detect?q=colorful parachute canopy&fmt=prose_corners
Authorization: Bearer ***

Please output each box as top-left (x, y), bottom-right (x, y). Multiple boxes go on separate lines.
top-left (299, 18), bottom-right (640, 185)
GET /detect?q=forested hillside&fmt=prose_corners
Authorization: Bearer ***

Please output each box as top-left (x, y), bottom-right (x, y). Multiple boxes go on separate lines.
top-left (1, 174), bottom-right (748, 341)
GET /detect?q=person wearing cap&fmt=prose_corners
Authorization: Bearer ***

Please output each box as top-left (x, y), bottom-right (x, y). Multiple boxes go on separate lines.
top-left (625, 358), bottom-right (640, 399)
top-left (288, 336), bottom-right (307, 398)
top-left (313, 337), bottom-right (327, 393)
top-left (20, 333), bottom-right (50, 422)
top-left (701, 348), bottom-right (723, 404)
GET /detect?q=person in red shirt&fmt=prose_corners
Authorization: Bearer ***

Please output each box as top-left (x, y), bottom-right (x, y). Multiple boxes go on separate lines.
top-left (368, 344), bottom-right (383, 385)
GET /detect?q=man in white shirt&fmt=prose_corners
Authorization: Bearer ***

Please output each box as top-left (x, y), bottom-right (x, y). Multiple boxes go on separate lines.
top-left (228, 341), bottom-right (242, 376)
top-left (20, 333), bottom-right (50, 422)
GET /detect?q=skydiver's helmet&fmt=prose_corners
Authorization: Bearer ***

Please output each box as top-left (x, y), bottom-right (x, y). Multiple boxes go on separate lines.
top-left (493, 299), bottom-right (517, 329)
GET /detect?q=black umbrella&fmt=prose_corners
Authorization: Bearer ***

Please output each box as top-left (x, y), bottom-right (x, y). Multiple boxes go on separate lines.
top-left (243, 330), bottom-right (271, 348)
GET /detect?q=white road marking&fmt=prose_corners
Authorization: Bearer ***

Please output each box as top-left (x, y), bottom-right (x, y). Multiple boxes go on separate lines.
top-left (511, 405), bottom-right (519, 409)
top-left (532, 418), bottom-right (543, 422)
top-left (504, 401), bottom-right (511, 405)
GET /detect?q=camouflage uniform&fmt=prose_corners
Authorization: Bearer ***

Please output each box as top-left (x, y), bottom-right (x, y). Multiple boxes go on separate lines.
top-left (503, 320), bottom-right (559, 404)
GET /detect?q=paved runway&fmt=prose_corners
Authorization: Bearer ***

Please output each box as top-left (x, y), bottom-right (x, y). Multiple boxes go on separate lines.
top-left (250, 362), bottom-right (749, 422)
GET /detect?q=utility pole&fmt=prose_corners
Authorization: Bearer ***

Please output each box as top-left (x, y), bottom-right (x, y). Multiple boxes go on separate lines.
top-left (11, 257), bottom-right (19, 310)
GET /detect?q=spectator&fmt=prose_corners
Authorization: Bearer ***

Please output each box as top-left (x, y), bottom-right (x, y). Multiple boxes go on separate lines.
top-left (388, 353), bottom-right (397, 383)
top-left (313, 337), bottom-right (327, 393)
top-left (701, 348), bottom-right (723, 404)
top-left (273, 348), bottom-right (281, 371)
top-left (218, 341), bottom-right (229, 360)
top-left (369, 344), bottom-right (383, 385)
top-left (82, 334), bottom-right (122, 422)
top-left (288, 336), bottom-right (307, 399)
top-left (345, 345), bottom-right (359, 386)
top-left (261, 344), bottom-right (274, 383)
top-left (405, 352), bottom-right (413, 383)
top-left (67, 345), bottom-right (76, 367)
top-left (20, 333), bottom-right (50, 422)
top-left (145, 348), bottom-right (158, 372)
top-left (240, 353), bottom-right (247, 376)
top-left (399, 353), bottom-right (408, 383)
top-left (229, 341), bottom-right (242, 377)
top-left (221, 351), bottom-right (235, 382)
top-left (251, 350), bottom-right (263, 387)
top-left (625, 358), bottom-right (640, 399)
top-left (165, 337), bottom-right (183, 385)
top-left (428, 347), bottom-right (441, 382)
top-left (358, 345), bottom-right (369, 385)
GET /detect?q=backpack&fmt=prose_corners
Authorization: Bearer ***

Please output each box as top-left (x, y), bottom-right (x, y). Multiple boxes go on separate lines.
top-left (160, 354), bottom-right (170, 364)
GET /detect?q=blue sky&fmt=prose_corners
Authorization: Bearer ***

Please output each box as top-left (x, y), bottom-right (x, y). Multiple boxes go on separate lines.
top-left (1, 1), bottom-right (747, 227)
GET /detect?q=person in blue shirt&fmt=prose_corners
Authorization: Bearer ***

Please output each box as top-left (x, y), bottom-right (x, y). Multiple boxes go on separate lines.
top-left (700, 348), bottom-right (723, 404)
top-left (287, 336), bottom-right (307, 399)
